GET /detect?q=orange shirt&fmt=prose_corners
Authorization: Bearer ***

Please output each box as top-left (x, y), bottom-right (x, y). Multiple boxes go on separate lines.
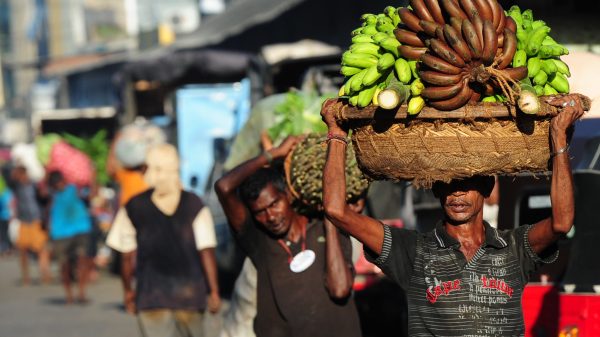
top-left (115, 168), bottom-right (149, 206)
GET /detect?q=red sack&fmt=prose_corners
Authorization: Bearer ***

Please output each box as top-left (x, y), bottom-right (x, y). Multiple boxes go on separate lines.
top-left (46, 141), bottom-right (94, 187)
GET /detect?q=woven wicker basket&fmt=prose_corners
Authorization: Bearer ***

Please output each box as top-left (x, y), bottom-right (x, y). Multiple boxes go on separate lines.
top-left (330, 94), bottom-right (589, 188)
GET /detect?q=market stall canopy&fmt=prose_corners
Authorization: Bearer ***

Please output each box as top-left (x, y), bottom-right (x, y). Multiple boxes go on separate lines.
top-left (115, 49), bottom-right (252, 87)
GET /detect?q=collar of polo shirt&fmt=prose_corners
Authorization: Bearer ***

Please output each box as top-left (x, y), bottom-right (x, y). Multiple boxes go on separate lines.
top-left (433, 221), bottom-right (508, 249)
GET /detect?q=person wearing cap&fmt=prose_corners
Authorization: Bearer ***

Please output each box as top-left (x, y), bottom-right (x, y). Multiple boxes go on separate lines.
top-left (320, 94), bottom-right (585, 336)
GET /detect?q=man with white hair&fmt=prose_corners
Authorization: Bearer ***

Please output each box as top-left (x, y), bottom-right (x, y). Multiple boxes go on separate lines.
top-left (107, 144), bottom-right (220, 337)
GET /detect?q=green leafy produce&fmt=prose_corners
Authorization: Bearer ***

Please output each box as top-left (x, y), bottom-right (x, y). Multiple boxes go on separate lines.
top-left (35, 133), bottom-right (62, 165)
top-left (62, 130), bottom-right (110, 186)
top-left (267, 91), bottom-right (330, 144)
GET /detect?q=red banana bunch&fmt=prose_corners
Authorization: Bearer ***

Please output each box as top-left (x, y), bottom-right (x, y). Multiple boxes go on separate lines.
top-left (396, 0), bottom-right (528, 110)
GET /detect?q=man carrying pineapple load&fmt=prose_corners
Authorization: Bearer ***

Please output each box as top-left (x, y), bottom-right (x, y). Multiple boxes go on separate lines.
top-left (320, 94), bottom-right (585, 336)
top-left (215, 136), bottom-right (362, 337)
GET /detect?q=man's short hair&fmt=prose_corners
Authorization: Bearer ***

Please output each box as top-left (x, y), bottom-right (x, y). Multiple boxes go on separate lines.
top-left (239, 167), bottom-right (287, 203)
top-left (48, 170), bottom-right (64, 188)
top-left (431, 175), bottom-right (495, 198)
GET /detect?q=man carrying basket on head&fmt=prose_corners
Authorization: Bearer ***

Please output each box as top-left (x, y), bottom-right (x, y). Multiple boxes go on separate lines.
top-left (215, 136), bottom-right (362, 337)
top-left (320, 94), bottom-right (585, 336)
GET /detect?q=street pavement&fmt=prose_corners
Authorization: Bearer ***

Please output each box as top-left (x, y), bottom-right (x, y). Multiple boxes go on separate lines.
top-left (0, 255), bottom-right (225, 337)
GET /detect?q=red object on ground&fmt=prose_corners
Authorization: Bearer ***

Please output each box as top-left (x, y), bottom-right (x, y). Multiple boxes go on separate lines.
top-left (46, 141), bottom-right (94, 187)
top-left (523, 284), bottom-right (600, 337)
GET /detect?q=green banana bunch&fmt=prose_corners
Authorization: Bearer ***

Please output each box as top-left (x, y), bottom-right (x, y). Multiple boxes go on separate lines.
top-left (507, 6), bottom-right (571, 96)
top-left (341, 6), bottom-right (412, 108)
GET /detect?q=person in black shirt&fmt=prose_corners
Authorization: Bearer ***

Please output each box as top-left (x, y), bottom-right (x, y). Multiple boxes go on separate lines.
top-left (215, 136), bottom-right (361, 337)
top-left (320, 94), bottom-right (585, 337)
top-left (107, 144), bottom-right (220, 337)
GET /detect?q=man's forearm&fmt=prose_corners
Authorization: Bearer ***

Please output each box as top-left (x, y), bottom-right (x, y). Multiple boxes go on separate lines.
top-left (214, 152), bottom-right (272, 233)
top-left (324, 219), bottom-right (353, 299)
top-left (550, 132), bottom-right (575, 233)
top-left (322, 133), bottom-right (384, 255)
top-left (323, 139), bottom-right (350, 227)
top-left (121, 252), bottom-right (135, 292)
top-left (215, 151), bottom-right (271, 196)
top-left (529, 95), bottom-right (584, 253)
top-left (199, 248), bottom-right (219, 295)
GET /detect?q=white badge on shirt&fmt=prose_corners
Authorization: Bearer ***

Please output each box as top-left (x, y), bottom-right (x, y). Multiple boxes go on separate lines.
top-left (290, 249), bottom-right (315, 273)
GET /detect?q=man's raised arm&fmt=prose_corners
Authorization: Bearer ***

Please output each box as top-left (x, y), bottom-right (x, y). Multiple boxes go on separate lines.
top-left (321, 99), bottom-right (385, 255)
top-left (214, 136), bottom-right (300, 232)
top-left (529, 94), bottom-right (586, 253)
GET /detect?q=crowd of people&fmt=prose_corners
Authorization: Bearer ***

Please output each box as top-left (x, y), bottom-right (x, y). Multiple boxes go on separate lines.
top-left (0, 164), bottom-right (98, 303)
top-left (0, 93), bottom-right (586, 337)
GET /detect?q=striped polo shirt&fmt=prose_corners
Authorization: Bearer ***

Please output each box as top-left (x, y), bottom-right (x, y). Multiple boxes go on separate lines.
top-left (367, 221), bottom-right (558, 337)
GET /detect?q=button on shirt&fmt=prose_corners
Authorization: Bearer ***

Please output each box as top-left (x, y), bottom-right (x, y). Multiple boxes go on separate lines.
top-left (367, 221), bottom-right (558, 337)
